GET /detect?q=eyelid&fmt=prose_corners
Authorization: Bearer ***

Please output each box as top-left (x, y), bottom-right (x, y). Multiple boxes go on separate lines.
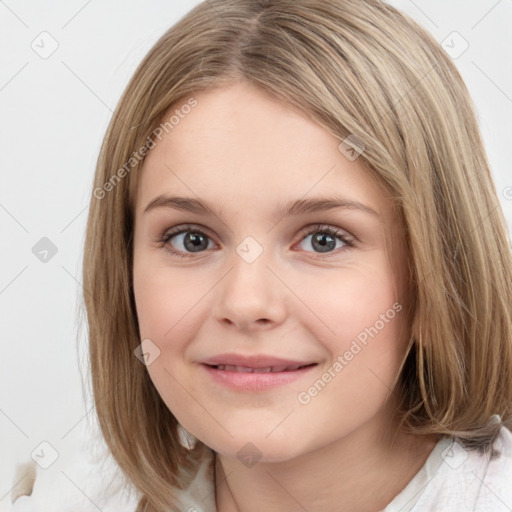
top-left (161, 223), bottom-right (215, 244)
top-left (297, 223), bottom-right (353, 242)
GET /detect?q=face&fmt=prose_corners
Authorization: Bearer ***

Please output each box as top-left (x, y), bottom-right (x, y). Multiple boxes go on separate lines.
top-left (132, 81), bottom-right (411, 462)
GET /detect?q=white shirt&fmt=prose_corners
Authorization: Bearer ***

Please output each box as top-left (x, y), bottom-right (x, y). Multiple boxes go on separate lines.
top-left (175, 426), bottom-right (512, 512)
top-left (9, 425), bottom-right (512, 511)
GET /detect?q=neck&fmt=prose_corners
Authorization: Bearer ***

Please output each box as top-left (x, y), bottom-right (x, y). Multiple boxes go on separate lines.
top-left (214, 411), bottom-right (438, 512)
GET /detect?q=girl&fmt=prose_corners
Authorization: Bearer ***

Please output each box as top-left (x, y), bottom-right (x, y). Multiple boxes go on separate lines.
top-left (82, 0), bottom-right (512, 511)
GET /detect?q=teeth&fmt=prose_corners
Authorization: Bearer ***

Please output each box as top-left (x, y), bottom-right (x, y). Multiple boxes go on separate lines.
top-left (235, 365), bottom-right (253, 373)
top-left (214, 364), bottom-right (306, 373)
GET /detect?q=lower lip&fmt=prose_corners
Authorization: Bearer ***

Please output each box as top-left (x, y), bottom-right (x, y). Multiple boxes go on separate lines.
top-left (200, 364), bottom-right (317, 391)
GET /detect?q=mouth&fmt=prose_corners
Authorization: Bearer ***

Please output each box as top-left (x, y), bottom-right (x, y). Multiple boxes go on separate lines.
top-left (205, 363), bottom-right (316, 373)
top-left (200, 361), bottom-right (318, 391)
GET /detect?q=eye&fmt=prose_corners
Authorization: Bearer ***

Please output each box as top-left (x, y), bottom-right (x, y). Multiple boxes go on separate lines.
top-left (159, 225), bottom-right (216, 258)
top-left (158, 223), bottom-right (355, 259)
top-left (296, 224), bottom-right (354, 256)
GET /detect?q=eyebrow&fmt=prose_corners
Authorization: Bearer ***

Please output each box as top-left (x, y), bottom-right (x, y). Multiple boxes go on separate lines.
top-left (143, 194), bottom-right (380, 222)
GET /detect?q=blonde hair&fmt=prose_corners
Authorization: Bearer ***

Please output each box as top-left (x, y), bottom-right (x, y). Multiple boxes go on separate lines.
top-left (83, 0), bottom-right (512, 510)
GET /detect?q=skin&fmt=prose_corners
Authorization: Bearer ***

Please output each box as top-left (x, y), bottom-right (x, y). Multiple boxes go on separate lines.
top-left (132, 80), bottom-right (438, 512)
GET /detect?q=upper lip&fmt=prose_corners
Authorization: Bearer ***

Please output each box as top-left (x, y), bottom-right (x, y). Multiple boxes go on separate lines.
top-left (201, 354), bottom-right (316, 369)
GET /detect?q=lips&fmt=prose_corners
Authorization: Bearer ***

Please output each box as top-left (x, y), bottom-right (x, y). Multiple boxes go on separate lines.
top-left (200, 354), bottom-right (318, 391)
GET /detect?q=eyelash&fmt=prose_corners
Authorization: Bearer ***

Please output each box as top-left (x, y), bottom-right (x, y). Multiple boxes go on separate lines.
top-left (158, 223), bottom-right (355, 260)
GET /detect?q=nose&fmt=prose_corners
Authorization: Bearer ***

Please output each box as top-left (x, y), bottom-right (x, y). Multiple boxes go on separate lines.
top-left (212, 246), bottom-right (288, 332)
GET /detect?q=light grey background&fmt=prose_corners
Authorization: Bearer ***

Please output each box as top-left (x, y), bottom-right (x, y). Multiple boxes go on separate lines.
top-left (1, 0), bottom-right (511, 505)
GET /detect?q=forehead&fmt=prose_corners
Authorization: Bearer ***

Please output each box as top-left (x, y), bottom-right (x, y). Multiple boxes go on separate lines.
top-left (135, 82), bottom-right (393, 221)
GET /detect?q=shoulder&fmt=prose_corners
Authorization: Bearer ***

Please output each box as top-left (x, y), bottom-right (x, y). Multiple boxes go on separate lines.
top-left (414, 425), bottom-right (512, 511)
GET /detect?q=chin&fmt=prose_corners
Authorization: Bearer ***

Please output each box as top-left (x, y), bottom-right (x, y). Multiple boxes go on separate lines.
top-left (204, 430), bottom-right (311, 465)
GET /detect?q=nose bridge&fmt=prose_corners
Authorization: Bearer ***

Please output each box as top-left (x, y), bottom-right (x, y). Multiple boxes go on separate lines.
top-left (227, 235), bottom-right (274, 302)
top-left (214, 234), bottom-right (287, 329)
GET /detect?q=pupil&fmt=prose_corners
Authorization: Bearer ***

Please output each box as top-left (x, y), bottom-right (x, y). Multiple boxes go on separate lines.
top-left (313, 232), bottom-right (335, 253)
top-left (184, 233), bottom-right (207, 252)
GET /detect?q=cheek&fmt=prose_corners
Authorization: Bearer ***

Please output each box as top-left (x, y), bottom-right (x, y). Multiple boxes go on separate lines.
top-left (133, 261), bottom-right (207, 417)
top-left (133, 258), bottom-right (208, 344)
top-left (291, 299), bottom-right (406, 451)
top-left (132, 257), bottom-right (220, 396)
top-left (297, 261), bottom-right (407, 404)
top-left (305, 260), bottom-right (404, 352)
